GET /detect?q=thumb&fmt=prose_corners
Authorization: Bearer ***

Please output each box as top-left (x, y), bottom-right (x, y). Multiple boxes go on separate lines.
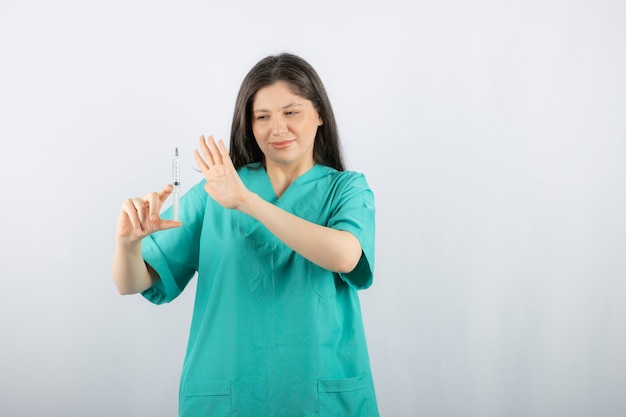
top-left (158, 220), bottom-right (183, 231)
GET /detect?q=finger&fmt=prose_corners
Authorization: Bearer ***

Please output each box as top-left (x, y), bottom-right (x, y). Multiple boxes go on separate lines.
top-left (148, 193), bottom-right (161, 223)
top-left (207, 135), bottom-right (223, 165)
top-left (199, 135), bottom-right (216, 167)
top-left (137, 198), bottom-right (150, 229)
top-left (158, 184), bottom-right (174, 203)
top-left (126, 198), bottom-right (148, 234)
top-left (144, 191), bottom-right (160, 222)
top-left (194, 149), bottom-right (209, 174)
top-left (121, 199), bottom-right (143, 234)
top-left (217, 139), bottom-right (233, 168)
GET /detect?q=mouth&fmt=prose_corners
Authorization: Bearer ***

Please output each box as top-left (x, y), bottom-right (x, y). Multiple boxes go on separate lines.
top-left (269, 140), bottom-right (295, 149)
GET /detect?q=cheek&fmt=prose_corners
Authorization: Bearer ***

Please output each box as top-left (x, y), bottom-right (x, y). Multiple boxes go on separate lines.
top-left (252, 123), bottom-right (270, 139)
top-left (307, 121), bottom-right (321, 139)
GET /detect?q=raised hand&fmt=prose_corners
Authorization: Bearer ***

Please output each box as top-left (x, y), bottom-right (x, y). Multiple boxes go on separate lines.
top-left (194, 135), bottom-right (251, 209)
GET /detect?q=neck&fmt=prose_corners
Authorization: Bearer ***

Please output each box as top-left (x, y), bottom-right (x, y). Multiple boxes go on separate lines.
top-left (264, 159), bottom-right (315, 198)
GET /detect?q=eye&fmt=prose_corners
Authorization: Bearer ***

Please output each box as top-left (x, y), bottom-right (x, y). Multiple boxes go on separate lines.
top-left (255, 115), bottom-right (269, 121)
top-left (285, 111), bottom-right (299, 116)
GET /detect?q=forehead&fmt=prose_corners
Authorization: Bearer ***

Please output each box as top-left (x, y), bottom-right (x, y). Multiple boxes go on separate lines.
top-left (252, 81), bottom-right (307, 109)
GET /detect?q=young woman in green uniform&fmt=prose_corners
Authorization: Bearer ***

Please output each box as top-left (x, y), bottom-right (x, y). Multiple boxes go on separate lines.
top-left (112, 53), bottom-right (379, 417)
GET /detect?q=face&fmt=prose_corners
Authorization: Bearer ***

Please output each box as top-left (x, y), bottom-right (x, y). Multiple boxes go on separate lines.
top-left (251, 81), bottom-right (322, 170)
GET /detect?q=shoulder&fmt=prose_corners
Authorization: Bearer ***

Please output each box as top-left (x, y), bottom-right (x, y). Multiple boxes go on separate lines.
top-left (317, 165), bottom-right (372, 193)
top-left (308, 166), bottom-right (374, 210)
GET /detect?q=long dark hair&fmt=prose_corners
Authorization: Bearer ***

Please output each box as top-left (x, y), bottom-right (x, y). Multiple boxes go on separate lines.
top-left (229, 53), bottom-right (345, 171)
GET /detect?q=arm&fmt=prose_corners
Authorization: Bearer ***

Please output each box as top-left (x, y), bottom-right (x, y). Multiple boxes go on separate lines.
top-left (112, 185), bottom-right (182, 295)
top-left (194, 135), bottom-right (363, 273)
top-left (112, 238), bottom-right (157, 295)
top-left (239, 193), bottom-right (362, 273)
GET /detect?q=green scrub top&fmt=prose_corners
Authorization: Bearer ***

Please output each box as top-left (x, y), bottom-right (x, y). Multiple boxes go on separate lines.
top-left (141, 163), bottom-right (379, 417)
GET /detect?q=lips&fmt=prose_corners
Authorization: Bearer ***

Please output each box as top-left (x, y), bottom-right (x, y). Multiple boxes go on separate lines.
top-left (270, 140), bottom-right (294, 149)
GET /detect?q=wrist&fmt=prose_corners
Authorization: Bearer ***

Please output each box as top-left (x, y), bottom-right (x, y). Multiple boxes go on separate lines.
top-left (116, 235), bottom-right (143, 253)
top-left (236, 191), bottom-right (259, 216)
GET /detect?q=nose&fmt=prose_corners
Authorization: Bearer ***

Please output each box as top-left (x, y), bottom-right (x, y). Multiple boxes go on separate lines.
top-left (272, 117), bottom-right (288, 136)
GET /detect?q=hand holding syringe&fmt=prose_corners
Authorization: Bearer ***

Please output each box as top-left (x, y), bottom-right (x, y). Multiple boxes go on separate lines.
top-left (115, 147), bottom-right (183, 242)
top-left (116, 186), bottom-right (182, 243)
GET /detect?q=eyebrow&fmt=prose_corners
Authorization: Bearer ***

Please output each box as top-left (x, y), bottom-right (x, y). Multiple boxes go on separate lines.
top-left (253, 102), bottom-right (303, 113)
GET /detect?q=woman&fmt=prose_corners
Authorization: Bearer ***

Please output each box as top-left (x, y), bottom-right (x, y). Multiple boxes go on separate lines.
top-left (112, 53), bottom-right (379, 416)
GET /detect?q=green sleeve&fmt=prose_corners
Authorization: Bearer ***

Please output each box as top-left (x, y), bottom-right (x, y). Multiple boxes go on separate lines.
top-left (328, 173), bottom-right (376, 290)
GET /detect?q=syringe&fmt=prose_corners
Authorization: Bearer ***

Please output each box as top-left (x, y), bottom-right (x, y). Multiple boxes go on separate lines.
top-left (172, 147), bottom-right (180, 221)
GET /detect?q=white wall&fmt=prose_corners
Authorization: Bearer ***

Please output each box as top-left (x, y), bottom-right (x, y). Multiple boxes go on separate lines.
top-left (1, 1), bottom-right (625, 416)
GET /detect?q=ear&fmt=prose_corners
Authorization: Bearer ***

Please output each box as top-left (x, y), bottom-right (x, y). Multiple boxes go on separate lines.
top-left (318, 115), bottom-right (323, 126)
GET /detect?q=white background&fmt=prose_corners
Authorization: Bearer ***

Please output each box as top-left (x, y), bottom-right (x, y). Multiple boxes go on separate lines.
top-left (1, 0), bottom-right (625, 416)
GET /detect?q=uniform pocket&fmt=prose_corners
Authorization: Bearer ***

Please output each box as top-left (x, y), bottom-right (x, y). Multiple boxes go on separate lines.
top-left (318, 374), bottom-right (371, 416)
top-left (180, 380), bottom-right (232, 417)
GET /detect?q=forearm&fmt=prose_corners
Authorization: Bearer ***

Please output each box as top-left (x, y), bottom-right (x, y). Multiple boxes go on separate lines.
top-left (238, 193), bottom-right (362, 273)
top-left (111, 238), bottom-right (158, 295)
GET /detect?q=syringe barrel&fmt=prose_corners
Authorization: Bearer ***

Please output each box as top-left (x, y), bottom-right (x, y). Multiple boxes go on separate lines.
top-left (172, 147), bottom-right (180, 220)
